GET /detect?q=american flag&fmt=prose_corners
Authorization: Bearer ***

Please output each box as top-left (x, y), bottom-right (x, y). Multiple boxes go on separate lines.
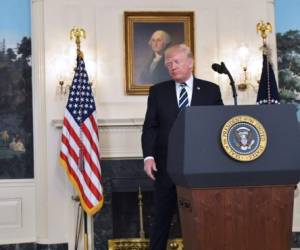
top-left (60, 55), bottom-right (103, 215)
top-left (256, 45), bottom-right (280, 104)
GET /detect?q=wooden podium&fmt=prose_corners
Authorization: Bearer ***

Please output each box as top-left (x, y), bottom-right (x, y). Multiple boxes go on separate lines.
top-left (167, 105), bottom-right (300, 250)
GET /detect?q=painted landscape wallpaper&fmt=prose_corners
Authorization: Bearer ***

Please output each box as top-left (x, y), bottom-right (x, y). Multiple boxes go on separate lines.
top-left (0, 0), bottom-right (33, 178)
top-left (276, 0), bottom-right (300, 113)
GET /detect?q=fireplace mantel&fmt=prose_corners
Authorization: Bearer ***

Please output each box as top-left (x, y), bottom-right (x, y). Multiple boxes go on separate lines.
top-left (52, 118), bottom-right (144, 158)
top-left (52, 118), bottom-right (144, 128)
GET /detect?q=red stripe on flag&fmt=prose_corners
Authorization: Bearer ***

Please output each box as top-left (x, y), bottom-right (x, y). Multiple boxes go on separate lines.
top-left (61, 134), bottom-right (79, 163)
top-left (81, 123), bottom-right (101, 177)
top-left (82, 145), bottom-right (101, 182)
top-left (62, 119), bottom-right (102, 202)
top-left (62, 137), bottom-right (101, 201)
top-left (63, 118), bottom-right (82, 149)
top-left (90, 115), bottom-right (99, 137)
top-left (60, 152), bottom-right (94, 209)
top-left (81, 120), bottom-right (100, 160)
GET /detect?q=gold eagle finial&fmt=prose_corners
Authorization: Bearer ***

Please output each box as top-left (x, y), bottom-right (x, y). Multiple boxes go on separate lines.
top-left (70, 27), bottom-right (86, 58)
top-left (256, 21), bottom-right (272, 45)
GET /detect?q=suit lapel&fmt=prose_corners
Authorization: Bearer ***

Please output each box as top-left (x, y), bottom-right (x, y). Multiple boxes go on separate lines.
top-left (191, 78), bottom-right (206, 106)
top-left (166, 78), bottom-right (208, 110)
top-left (165, 80), bottom-right (180, 113)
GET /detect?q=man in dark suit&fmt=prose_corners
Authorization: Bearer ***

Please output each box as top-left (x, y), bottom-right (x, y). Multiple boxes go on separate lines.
top-left (141, 44), bottom-right (223, 250)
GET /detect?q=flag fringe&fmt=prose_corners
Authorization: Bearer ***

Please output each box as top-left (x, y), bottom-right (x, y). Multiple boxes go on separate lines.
top-left (60, 158), bottom-right (104, 216)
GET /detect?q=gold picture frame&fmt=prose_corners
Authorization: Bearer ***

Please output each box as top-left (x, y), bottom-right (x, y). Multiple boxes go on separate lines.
top-left (124, 11), bottom-right (194, 95)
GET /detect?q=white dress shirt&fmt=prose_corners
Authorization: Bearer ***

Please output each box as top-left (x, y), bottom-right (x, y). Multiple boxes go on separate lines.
top-left (175, 75), bottom-right (193, 107)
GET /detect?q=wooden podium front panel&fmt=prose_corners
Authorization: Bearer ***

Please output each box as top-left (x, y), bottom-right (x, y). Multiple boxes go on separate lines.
top-left (177, 185), bottom-right (294, 250)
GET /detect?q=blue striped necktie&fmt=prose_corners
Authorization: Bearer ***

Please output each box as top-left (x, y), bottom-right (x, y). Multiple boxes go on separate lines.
top-left (179, 83), bottom-right (189, 110)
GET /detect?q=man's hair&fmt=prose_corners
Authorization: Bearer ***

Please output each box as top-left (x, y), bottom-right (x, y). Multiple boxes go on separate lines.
top-left (164, 44), bottom-right (193, 59)
top-left (148, 30), bottom-right (171, 47)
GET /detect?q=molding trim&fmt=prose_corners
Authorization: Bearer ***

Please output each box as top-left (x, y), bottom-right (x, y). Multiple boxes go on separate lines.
top-left (0, 179), bottom-right (35, 187)
top-left (0, 242), bottom-right (68, 249)
top-left (52, 118), bottom-right (144, 158)
top-left (31, 0), bottom-right (48, 240)
top-left (0, 198), bottom-right (22, 229)
top-left (52, 118), bottom-right (144, 128)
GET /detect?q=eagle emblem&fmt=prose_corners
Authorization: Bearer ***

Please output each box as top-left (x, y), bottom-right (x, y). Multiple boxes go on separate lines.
top-left (235, 127), bottom-right (255, 151)
top-left (221, 115), bottom-right (267, 162)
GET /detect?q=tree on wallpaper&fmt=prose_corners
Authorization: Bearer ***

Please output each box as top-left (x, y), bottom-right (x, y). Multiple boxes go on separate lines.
top-left (275, 0), bottom-right (300, 104)
top-left (277, 30), bottom-right (300, 103)
top-left (0, 0), bottom-right (33, 178)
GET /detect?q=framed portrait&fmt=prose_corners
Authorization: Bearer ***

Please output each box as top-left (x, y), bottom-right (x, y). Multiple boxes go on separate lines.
top-left (124, 11), bottom-right (194, 95)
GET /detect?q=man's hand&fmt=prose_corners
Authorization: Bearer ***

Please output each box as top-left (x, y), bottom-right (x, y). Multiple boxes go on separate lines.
top-left (144, 158), bottom-right (157, 180)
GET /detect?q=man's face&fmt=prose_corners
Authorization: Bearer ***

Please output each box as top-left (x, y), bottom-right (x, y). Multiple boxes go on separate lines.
top-left (165, 50), bottom-right (193, 83)
top-left (150, 33), bottom-right (165, 53)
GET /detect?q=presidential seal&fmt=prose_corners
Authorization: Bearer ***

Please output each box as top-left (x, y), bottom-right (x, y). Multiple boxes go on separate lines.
top-left (221, 115), bottom-right (267, 161)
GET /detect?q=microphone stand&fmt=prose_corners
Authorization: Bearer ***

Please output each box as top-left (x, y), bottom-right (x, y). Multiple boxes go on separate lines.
top-left (220, 62), bottom-right (237, 106)
top-left (212, 62), bottom-right (238, 105)
top-left (226, 71), bottom-right (238, 106)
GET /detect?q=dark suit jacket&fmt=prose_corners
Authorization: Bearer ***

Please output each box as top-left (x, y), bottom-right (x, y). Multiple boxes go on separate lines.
top-left (142, 77), bottom-right (223, 187)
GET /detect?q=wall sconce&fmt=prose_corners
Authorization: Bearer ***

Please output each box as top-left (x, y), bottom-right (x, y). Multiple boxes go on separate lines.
top-left (56, 75), bottom-right (95, 97)
top-left (57, 80), bottom-right (69, 96)
top-left (54, 52), bottom-right (73, 97)
top-left (53, 27), bottom-right (97, 99)
top-left (237, 45), bottom-right (251, 91)
top-left (56, 59), bottom-right (96, 97)
top-left (57, 74), bottom-right (71, 96)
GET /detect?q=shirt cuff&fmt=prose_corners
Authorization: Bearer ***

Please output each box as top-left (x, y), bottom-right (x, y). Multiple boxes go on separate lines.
top-left (144, 156), bottom-right (154, 162)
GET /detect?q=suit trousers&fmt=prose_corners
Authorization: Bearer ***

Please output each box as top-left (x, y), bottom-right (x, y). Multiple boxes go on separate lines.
top-left (149, 182), bottom-right (178, 250)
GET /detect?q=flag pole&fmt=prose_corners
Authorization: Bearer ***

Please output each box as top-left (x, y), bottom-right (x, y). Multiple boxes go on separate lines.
top-left (70, 27), bottom-right (89, 250)
top-left (83, 211), bottom-right (89, 250)
top-left (72, 196), bottom-right (83, 250)
top-left (61, 26), bottom-right (103, 250)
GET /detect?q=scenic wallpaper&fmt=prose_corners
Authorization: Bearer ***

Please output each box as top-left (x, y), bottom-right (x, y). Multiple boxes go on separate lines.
top-left (0, 0), bottom-right (33, 178)
top-left (276, 0), bottom-right (300, 105)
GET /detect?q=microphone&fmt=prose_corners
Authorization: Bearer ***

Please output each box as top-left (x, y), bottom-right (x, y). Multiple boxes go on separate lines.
top-left (211, 62), bottom-right (228, 74)
top-left (211, 61), bottom-right (238, 105)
